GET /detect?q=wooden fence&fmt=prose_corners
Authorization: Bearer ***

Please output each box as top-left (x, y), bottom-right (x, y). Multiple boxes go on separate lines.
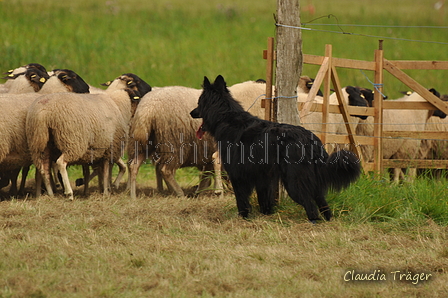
top-left (263, 38), bottom-right (448, 175)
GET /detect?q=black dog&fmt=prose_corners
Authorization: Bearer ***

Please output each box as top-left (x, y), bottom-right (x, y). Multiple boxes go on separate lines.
top-left (190, 75), bottom-right (361, 222)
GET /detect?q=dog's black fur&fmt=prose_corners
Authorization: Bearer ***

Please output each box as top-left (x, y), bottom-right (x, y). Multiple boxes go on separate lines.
top-left (190, 75), bottom-right (361, 222)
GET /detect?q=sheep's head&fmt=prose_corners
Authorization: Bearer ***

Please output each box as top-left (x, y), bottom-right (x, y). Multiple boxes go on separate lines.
top-left (345, 86), bottom-right (369, 120)
top-left (104, 73), bottom-right (151, 97)
top-left (429, 88), bottom-right (447, 119)
top-left (298, 76), bottom-right (323, 96)
top-left (25, 68), bottom-right (50, 92)
top-left (52, 69), bottom-right (90, 93)
top-left (2, 63), bottom-right (47, 78)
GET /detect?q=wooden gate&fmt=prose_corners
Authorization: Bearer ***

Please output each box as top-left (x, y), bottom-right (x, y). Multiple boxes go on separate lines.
top-left (263, 39), bottom-right (448, 175)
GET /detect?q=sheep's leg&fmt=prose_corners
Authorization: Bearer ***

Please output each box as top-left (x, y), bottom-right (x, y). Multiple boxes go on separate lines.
top-left (212, 151), bottom-right (223, 196)
top-left (35, 171), bottom-right (42, 197)
top-left (159, 165), bottom-right (184, 197)
top-left (97, 166), bottom-right (104, 193)
top-left (128, 152), bottom-right (145, 199)
top-left (51, 162), bottom-right (61, 190)
top-left (113, 158), bottom-right (126, 189)
top-left (101, 160), bottom-right (111, 197)
top-left (155, 163), bottom-right (164, 192)
top-left (55, 154), bottom-right (73, 200)
top-left (18, 165), bottom-right (30, 195)
top-left (82, 165), bottom-right (90, 196)
top-left (195, 165), bottom-right (213, 195)
top-left (393, 168), bottom-right (402, 184)
top-left (405, 168), bottom-right (417, 183)
top-left (8, 168), bottom-right (21, 197)
top-left (37, 147), bottom-right (53, 197)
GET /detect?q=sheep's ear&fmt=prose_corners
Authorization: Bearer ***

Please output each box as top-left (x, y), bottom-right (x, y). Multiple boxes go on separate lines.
top-left (2, 73), bottom-right (22, 80)
top-left (101, 80), bottom-right (112, 86)
top-left (125, 88), bottom-right (141, 102)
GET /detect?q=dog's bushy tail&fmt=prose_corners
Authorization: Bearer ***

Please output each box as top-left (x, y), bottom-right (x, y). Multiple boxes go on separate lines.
top-left (325, 150), bottom-right (361, 191)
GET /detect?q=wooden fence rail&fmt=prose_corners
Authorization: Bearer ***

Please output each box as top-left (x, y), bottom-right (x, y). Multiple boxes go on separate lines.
top-left (263, 39), bottom-right (448, 175)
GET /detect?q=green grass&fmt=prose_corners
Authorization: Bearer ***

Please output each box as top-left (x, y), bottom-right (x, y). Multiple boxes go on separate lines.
top-left (1, 0), bottom-right (447, 98)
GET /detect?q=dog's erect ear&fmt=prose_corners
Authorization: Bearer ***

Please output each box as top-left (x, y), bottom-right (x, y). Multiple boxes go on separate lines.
top-left (203, 76), bottom-right (211, 88)
top-left (214, 75), bottom-right (227, 90)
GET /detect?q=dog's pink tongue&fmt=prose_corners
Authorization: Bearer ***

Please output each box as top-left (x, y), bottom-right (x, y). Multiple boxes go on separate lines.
top-left (196, 122), bottom-right (205, 139)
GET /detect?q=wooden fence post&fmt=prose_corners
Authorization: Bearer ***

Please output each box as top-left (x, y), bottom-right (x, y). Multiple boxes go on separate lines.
top-left (320, 44), bottom-right (332, 147)
top-left (373, 41), bottom-right (384, 176)
top-left (263, 37), bottom-right (275, 121)
top-left (275, 0), bottom-right (302, 126)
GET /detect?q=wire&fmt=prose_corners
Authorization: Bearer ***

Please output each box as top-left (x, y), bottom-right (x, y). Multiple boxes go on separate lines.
top-left (276, 23), bottom-right (448, 45)
top-left (303, 24), bottom-right (448, 29)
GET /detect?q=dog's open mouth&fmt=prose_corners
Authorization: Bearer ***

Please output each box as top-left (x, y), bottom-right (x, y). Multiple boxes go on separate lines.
top-left (196, 121), bottom-right (205, 139)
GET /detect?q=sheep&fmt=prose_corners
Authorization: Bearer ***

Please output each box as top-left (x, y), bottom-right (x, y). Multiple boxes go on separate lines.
top-left (419, 94), bottom-right (448, 177)
top-left (297, 86), bottom-right (370, 154)
top-left (1, 63), bottom-right (48, 93)
top-left (127, 86), bottom-right (217, 198)
top-left (355, 90), bottom-right (446, 182)
top-left (0, 66), bottom-right (50, 193)
top-left (232, 76), bottom-right (321, 119)
top-left (3, 68), bottom-right (50, 94)
top-left (26, 73), bottom-right (151, 199)
top-left (0, 69), bottom-right (90, 196)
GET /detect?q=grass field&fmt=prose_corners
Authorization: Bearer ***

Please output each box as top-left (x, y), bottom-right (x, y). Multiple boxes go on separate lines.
top-left (1, 0), bottom-right (448, 297)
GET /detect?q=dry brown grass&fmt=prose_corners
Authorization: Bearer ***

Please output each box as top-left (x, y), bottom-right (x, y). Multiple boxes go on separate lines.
top-left (0, 185), bottom-right (447, 298)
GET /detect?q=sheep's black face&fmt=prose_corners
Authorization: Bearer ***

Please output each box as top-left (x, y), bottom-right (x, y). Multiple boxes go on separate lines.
top-left (25, 63), bottom-right (48, 74)
top-left (53, 69), bottom-right (90, 93)
top-left (304, 77), bottom-right (323, 96)
top-left (120, 73), bottom-right (152, 97)
top-left (26, 68), bottom-right (49, 92)
top-left (345, 86), bottom-right (368, 120)
top-left (429, 88), bottom-right (447, 119)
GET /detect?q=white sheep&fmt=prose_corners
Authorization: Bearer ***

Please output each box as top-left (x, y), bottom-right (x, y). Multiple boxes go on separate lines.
top-left (0, 66), bottom-right (48, 195)
top-left (356, 91), bottom-right (446, 182)
top-left (26, 73), bottom-right (151, 199)
top-left (297, 86), bottom-right (370, 155)
top-left (0, 69), bottom-right (90, 196)
top-left (422, 116), bottom-right (448, 160)
top-left (127, 86), bottom-right (217, 198)
top-left (1, 63), bottom-right (48, 93)
top-left (419, 94), bottom-right (448, 177)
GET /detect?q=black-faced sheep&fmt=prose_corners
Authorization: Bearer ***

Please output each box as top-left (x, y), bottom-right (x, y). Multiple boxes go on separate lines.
top-left (0, 69), bottom-right (89, 196)
top-left (1, 63), bottom-right (49, 93)
top-left (297, 86), bottom-right (370, 154)
top-left (419, 94), bottom-right (448, 177)
top-left (3, 68), bottom-right (50, 94)
top-left (356, 89), bottom-right (446, 182)
top-left (0, 67), bottom-right (49, 195)
top-left (26, 73), bottom-right (151, 199)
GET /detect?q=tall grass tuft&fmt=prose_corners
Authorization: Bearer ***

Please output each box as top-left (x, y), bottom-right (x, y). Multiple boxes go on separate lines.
top-left (327, 175), bottom-right (448, 226)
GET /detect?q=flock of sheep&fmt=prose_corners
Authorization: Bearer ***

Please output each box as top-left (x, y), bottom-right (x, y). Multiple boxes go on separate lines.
top-left (0, 63), bottom-right (447, 200)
